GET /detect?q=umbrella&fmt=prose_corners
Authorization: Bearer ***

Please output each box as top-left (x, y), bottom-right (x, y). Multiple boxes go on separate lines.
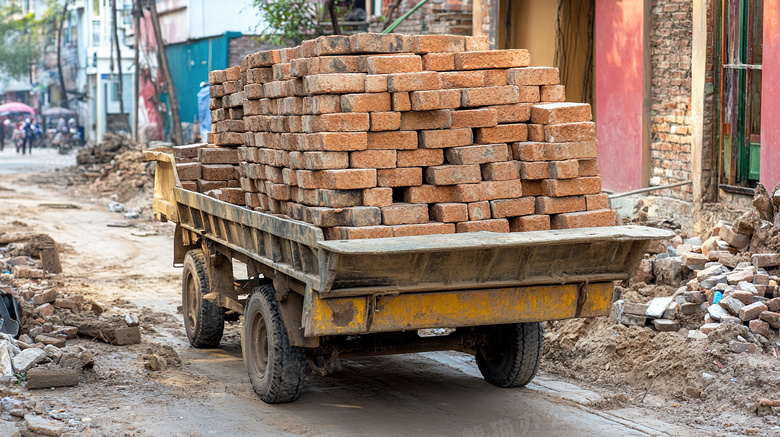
top-left (0, 102), bottom-right (35, 115)
top-left (41, 106), bottom-right (75, 117)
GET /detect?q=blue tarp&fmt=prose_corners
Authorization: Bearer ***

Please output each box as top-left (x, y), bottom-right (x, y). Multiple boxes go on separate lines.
top-left (197, 84), bottom-right (211, 141)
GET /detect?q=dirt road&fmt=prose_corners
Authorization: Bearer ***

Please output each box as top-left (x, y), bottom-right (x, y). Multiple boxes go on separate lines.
top-left (0, 158), bottom-right (709, 436)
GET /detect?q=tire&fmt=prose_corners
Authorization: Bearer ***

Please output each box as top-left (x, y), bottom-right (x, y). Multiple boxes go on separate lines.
top-left (242, 285), bottom-right (306, 404)
top-left (476, 322), bottom-right (544, 388)
top-left (181, 249), bottom-right (225, 348)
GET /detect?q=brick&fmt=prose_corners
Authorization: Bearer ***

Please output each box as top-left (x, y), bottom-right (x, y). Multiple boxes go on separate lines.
top-left (751, 253), bottom-right (780, 268)
top-left (529, 122), bottom-right (545, 139)
top-left (314, 35), bottom-right (352, 56)
top-left (213, 188), bottom-right (246, 205)
top-left (439, 71), bottom-right (486, 88)
top-left (350, 150), bottom-right (397, 169)
top-left (465, 35), bottom-right (489, 51)
top-left (451, 108), bottom-right (498, 128)
top-left (181, 180), bottom-right (198, 191)
top-left (739, 302), bottom-right (768, 321)
top-left (542, 177), bottom-right (602, 197)
top-left (517, 86), bottom-right (540, 103)
top-left (251, 50), bottom-right (281, 67)
top-left (382, 203), bottom-right (429, 225)
top-left (272, 63), bottom-right (292, 80)
top-left (457, 219), bottom-right (510, 233)
top-left (400, 110), bottom-right (452, 130)
top-left (749, 319), bottom-right (771, 337)
top-left (176, 162), bottom-right (202, 181)
top-left (365, 74), bottom-right (389, 92)
top-left (510, 215), bottom-right (551, 232)
top-left (340, 93), bottom-right (392, 113)
top-left (430, 203), bottom-right (469, 223)
top-left (541, 85), bottom-right (565, 102)
top-left (481, 161), bottom-right (519, 181)
top-left (422, 53), bottom-right (455, 71)
top-left (370, 112), bottom-right (401, 131)
top-left (551, 209), bottom-right (618, 229)
top-left (513, 141), bottom-right (599, 161)
top-left (290, 58), bottom-right (308, 77)
top-left (446, 144), bottom-right (509, 165)
top-left (425, 165), bottom-right (482, 185)
top-left (507, 67), bottom-right (560, 85)
top-left (304, 74), bottom-right (365, 94)
top-left (531, 103), bottom-right (592, 124)
top-left (301, 151), bottom-right (349, 170)
top-left (307, 56), bottom-right (362, 74)
top-left (544, 122), bottom-right (597, 142)
top-left (418, 128), bottom-right (472, 148)
top-left (578, 158), bottom-right (600, 176)
top-left (174, 144), bottom-right (206, 159)
top-left (363, 187), bottom-right (393, 207)
top-left (586, 193), bottom-right (610, 210)
top-left (490, 198), bottom-right (535, 218)
top-left (377, 167), bottom-right (423, 187)
top-left (404, 185), bottom-right (456, 203)
top-left (248, 67), bottom-right (274, 83)
top-left (209, 69), bottom-right (226, 84)
top-left (483, 69), bottom-right (508, 86)
top-left (474, 124), bottom-right (527, 144)
top-left (304, 95), bottom-right (341, 114)
top-left (548, 160), bottom-right (580, 179)
top-left (349, 33), bottom-right (412, 53)
top-left (392, 222), bottom-right (456, 237)
top-left (461, 86), bottom-right (520, 107)
top-left (519, 162), bottom-right (549, 180)
top-left (410, 89), bottom-right (461, 111)
top-left (222, 80), bottom-right (240, 94)
top-left (244, 84), bottom-right (264, 99)
top-left (468, 201), bottom-right (491, 220)
top-left (320, 169), bottom-right (377, 189)
top-left (199, 147), bottom-right (240, 164)
top-left (325, 226), bottom-right (394, 240)
top-left (413, 35), bottom-right (466, 53)
top-left (536, 196), bottom-right (586, 214)
top-left (397, 149), bottom-right (444, 167)
top-left (454, 50), bottom-right (530, 70)
top-left (366, 55), bottom-right (422, 74)
top-left (305, 132), bottom-right (368, 151)
top-left (201, 164), bottom-right (236, 181)
top-left (215, 120), bottom-right (245, 133)
top-left (392, 92), bottom-right (412, 111)
top-left (197, 179), bottom-right (227, 191)
top-left (269, 184), bottom-right (291, 200)
top-left (367, 131), bottom-right (418, 150)
top-left (245, 192), bottom-right (261, 208)
top-left (454, 180), bottom-right (523, 202)
top-left (303, 113), bottom-right (370, 132)
top-left (387, 71), bottom-right (441, 92)
top-left (523, 180), bottom-right (542, 196)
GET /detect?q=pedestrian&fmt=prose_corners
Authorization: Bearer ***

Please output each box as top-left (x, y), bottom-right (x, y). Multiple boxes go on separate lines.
top-left (0, 117), bottom-right (5, 152)
top-left (20, 117), bottom-right (33, 155)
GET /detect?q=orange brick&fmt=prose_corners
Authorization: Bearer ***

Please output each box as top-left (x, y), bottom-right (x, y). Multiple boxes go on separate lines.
top-left (209, 69), bottom-right (227, 84)
top-left (535, 196), bottom-right (586, 214)
top-left (404, 185), bottom-right (456, 203)
top-left (456, 219), bottom-right (510, 233)
top-left (350, 150), bottom-right (397, 169)
top-left (197, 179), bottom-right (227, 191)
top-left (377, 167), bottom-right (423, 187)
top-left (392, 92), bottom-right (412, 111)
top-left (454, 49), bottom-right (530, 70)
top-left (272, 63), bottom-right (292, 80)
top-left (527, 124), bottom-right (545, 141)
top-left (490, 198), bottom-right (535, 218)
top-left (461, 86), bottom-right (520, 107)
top-left (349, 33), bottom-right (413, 53)
top-left (315, 189), bottom-right (363, 207)
top-left (454, 180), bottom-right (522, 202)
top-left (439, 71), bottom-right (486, 88)
top-left (489, 103), bottom-right (532, 123)
top-left (551, 209), bottom-right (618, 229)
top-left (301, 151), bottom-right (349, 170)
top-left (365, 74), bottom-right (389, 92)
top-left (363, 187), bottom-right (393, 207)
top-left (314, 35), bottom-right (352, 56)
top-left (303, 113), bottom-right (370, 132)
top-left (507, 67), bottom-right (560, 85)
top-left (531, 102), bottom-right (592, 124)
top-left (481, 161), bottom-right (519, 181)
top-left (451, 108), bottom-right (498, 128)
top-left (578, 158), bottom-right (600, 176)
top-left (201, 164), bottom-right (236, 181)
top-left (518, 161), bottom-right (549, 180)
top-left (465, 35), bottom-right (489, 51)
top-left (320, 169), bottom-right (377, 189)
top-left (418, 128), bottom-right (472, 148)
top-left (181, 180), bottom-right (198, 191)
top-left (387, 71), bottom-right (441, 92)
top-left (366, 55), bottom-right (422, 74)
top-left (541, 85), bottom-right (565, 102)
top-left (400, 110), bottom-right (452, 130)
top-left (305, 132), bottom-right (368, 151)
top-left (397, 149), bottom-right (444, 167)
top-left (340, 93), bottom-right (392, 112)
top-left (513, 141), bottom-right (599, 161)
top-left (474, 124), bottom-right (527, 144)
top-left (422, 53), bottom-right (455, 71)
top-left (586, 193), bottom-right (610, 210)
top-left (425, 165), bottom-right (482, 185)
top-left (245, 192), bottom-right (261, 208)
top-left (541, 177), bottom-right (601, 197)
top-left (269, 184), bottom-right (291, 200)
top-left (369, 112), bottom-right (401, 131)
top-left (367, 131), bottom-right (418, 149)
top-left (325, 226), bottom-right (394, 240)
top-left (304, 95), bottom-right (342, 114)
top-left (413, 35), bottom-right (466, 53)
top-left (483, 69), bottom-right (508, 86)
top-left (446, 144), bottom-right (509, 165)
top-left (392, 222), bottom-right (456, 237)
top-left (468, 201), bottom-right (491, 220)
top-left (382, 203), bottom-right (429, 225)
top-left (177, 162), bottom-right (202, 180)
top-left (410, 89), bottom-right (461, 111)
top-left (548, 160), bottom-right (580, 179)
top-left (430, 203), bottom-right (469, 223)
top-left (544, 122), bottom-right (596, 142)
top-left (509, 215), bottom-right (551, 232)
top-left (517, 86), bottom-right (540, 103)
top-left (523, 180), bottom-right (542, 196)
top-left (304, 73), bottom-right (365, 94)
top-left (199, 147), bottom-right (240, 164)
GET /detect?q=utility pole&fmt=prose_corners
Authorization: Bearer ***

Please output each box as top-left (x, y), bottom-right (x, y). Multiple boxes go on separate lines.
top-left (56, 0), bottom-right (71, 108)
top-left (111, 0), bottom-right (130, 132)
top-left (148, 0), bottom-right (183, 145)
top-left (133, 0), bottom-right (141, 143)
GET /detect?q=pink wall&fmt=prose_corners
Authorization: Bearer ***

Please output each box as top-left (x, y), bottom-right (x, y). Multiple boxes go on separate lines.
top-left (595, 0), bottom-right (645, 192)
top-left (761, 0), bottom-right (780, 189)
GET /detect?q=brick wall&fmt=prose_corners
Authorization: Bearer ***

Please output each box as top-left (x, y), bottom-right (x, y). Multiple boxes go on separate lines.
top-left (229, 36), bottom-right (279, 68)
top-left (381, 0), bottom-right (479, 36)
top-left (702, 0), bottom-right (717, 201)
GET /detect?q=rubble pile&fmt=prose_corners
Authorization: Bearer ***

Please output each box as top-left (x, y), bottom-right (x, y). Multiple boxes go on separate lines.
top-left (174, 32), bottom-right (617, 239)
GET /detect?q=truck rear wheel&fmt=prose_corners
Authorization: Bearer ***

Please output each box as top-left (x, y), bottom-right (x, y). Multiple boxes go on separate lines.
top-left (242, 285), bottom-right (306, 403)
top-left (476, 322), bottom-right (543, 388)
top-left (181, 249), bottom-right (225, 348)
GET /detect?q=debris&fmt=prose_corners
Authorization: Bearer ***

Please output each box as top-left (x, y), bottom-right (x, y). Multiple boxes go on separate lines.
top-left (729, 341), bottom-right (757, 354)
top-left (58, 314), bottom-right (140, 345)
top-left (25, 367), bottom-right (79, 390)
top-left (124, 314), bottom-right (140, 327)
top-left (0, 341), bottom-right (13, 377)
top-left (144, 354), bottom-right (167, 371)
top-left (24, 413), bottom-right (65, 436)
top-left (12, 348), bottom-right (47, 373)
top-left (107, 201), bottom-right (126, 213)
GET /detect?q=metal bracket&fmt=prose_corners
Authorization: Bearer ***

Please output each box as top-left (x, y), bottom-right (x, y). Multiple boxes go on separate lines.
top-left (575, 281), bottom-right (589, 317)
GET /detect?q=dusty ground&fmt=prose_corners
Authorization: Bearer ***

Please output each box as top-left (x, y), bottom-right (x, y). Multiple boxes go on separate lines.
top-left (0, 147), bottom-right (762, 436)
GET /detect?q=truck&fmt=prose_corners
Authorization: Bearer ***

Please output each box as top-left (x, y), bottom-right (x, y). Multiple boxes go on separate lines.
top-left (145, 149), bottom-right (673, 403)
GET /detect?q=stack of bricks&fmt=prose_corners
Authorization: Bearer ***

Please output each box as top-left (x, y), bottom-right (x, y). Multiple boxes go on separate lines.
top-left (175, 32), bottom-right (617, 240)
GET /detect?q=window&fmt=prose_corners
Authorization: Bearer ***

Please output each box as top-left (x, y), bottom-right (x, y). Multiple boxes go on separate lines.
top-left (92, 20), bottom-right (101, 45)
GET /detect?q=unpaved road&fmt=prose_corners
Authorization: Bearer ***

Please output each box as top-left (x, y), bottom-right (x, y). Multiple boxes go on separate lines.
top-left (0, 153), bottom-right (710, 436)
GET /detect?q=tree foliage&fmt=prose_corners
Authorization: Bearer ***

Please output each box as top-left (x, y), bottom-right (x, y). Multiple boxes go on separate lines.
top-left (252, 0), bottom-right (319, 45)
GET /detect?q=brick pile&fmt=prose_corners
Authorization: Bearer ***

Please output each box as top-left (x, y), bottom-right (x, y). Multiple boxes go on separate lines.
top-left (175, 33), bottom-right (618, 240)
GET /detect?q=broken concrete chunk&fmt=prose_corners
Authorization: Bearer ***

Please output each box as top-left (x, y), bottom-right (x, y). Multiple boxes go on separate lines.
top-left (34, 303), bottom-right (54, 318)
top-left (739, 302), bottom-right (768, 321)
top-left (34, 335), bottom-right (65, 348)
top-left (645, 297), bottom-right (674, 318)
top-left (125, 314), bottom-right (140, 327)
top-left (12, 348), bottom-right (47, 373)
top-left (32, 289), bottom-right (56, 305)
top-left (24, 413), bottom-right (65, 436)
top-left (652, 319), bottom-right (679, 332)
top-left (729, 341), bottom-right (757, 354)
top-left (720, 296), bottom-right (745, 316)
top-left (680, 302), bottom-right (700, 315)
top-left (653, 257), bottom-right (682, 285)
top-left (707, 304), bottom-right (731, 321)
top-left (759, 311), bottom-right (780, 329)
top-left (25, 367), bottom-right (79, 390)
top-left (144, 354), bottom-right (167, 371)
top-left (700, 323), bottom-right (721, 334)
top-left (43, 345), bottom-right (62, 363)
top-left (622, 302), bottom-right (649, 316)
top-left (752, 253), bottom-right (780, 268)
top-left (684, 291), bottom-right (706, 304)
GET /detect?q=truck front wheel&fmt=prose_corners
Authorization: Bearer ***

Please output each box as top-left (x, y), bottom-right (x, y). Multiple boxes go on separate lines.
top-left (242, 285), bottom-right (306, 403)
top-left (476, 322), bottom-right (543, 388)
top-left (181, 249), bottom-right (225, 348)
